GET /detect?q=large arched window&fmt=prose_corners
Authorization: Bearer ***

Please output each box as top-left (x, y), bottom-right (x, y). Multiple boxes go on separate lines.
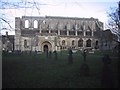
top-left (25, 20), bottom-right (29, 28)
top-left (77, 31), bottom-right (83, 35)
top-left (72, 25), bottom-right (75, 30)
top-left (86, 31), bottom-right (92, 36)
top-left (64, 25), bottom-right (67, 30)
top-left (78, 39), bottom-right (83, 47)
top-left (62, 40), bottom-right (65, 45)
top-left (34, 20), bottom-right (38, 28)
top-left (24, 40), bottom-right (27, 48)
top-left (72, 40), bottom-right (75, 46)
top-left (80, 25), bottom-right (83, 30)
top-left (86, 39), bottom-right (91, 47)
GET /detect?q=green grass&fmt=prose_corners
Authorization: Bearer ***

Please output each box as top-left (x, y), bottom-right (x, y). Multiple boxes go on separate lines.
top-left (2, 51), bottom-right (119, 88)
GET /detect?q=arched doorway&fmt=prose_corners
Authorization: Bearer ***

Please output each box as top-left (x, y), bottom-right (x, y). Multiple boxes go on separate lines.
top-left (44, 45), bottom-right (48, 52)
top-left (41, 41), bottom-right (52, 52)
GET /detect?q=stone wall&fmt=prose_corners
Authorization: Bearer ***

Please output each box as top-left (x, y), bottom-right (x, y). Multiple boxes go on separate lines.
top-left (14, 16), bottom-right (103, 52)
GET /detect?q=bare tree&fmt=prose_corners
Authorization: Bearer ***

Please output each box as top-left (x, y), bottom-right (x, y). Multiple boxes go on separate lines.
top-left (107, 1), bottom-right (120, 42)
top-left (107, 1), bottom-right (120, 55)
top-left (0, 0), bottom-right (46, 30)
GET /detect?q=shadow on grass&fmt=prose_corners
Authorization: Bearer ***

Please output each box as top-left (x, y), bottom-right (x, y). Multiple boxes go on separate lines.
top-left (2, 51), bottom-right (118, 88)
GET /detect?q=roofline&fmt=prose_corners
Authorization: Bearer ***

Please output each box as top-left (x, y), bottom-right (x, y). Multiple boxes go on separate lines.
top-left (20, 15), bottom-right (99, 21)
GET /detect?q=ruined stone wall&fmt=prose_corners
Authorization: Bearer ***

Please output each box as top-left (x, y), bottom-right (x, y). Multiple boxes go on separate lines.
top-left (15, 16), bottom-right (103, 52)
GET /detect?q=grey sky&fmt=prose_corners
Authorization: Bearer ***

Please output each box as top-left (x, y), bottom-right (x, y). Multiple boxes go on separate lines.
top-left (0, 0), bottom-right (119, 35)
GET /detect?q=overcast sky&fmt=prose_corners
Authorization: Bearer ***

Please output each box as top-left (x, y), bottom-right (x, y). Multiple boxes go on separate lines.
top-left (0, 0), bottom-right (119, 35)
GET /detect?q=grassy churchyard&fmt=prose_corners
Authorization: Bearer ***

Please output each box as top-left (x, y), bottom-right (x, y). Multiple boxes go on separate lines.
top-left (2, 50), bottom-right (119, 88)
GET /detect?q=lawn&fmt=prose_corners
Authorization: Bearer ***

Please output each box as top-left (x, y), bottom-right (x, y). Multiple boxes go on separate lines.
top-left (2, 50), bottom-right (119, 88)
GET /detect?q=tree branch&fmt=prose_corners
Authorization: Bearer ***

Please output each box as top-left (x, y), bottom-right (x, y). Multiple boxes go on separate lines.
top-left (0, 18), bottom-right (13, 29)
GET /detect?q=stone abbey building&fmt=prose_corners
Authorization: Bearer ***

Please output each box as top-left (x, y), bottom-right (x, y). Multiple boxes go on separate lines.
top-left (14, 16), bottom-right (103, 52)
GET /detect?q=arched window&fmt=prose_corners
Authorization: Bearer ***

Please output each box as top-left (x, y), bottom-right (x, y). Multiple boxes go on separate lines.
top-left (64, 25), bottom-right (67, 30)
top-left (62, 40), bottom-right (65, 45)
top-left (72, 25), bottom-right (75, 30)
top-left (86, 39), bottom-right (91, 47)
top-left (72, 40), bottom-right (75, 46)
top-left (24, 40), bottom-right (27, 48)
top-left (34, 20), bottom-right (38, 28)
top-left (80, 25), bottom-right (83, 30)
top-left (25, 20), bottom-right (29, 28)
top-left (78, 39), bottom-right (83, 47)
top-left (86, 31), bottom-right (92, 36)
top-left (78, 31), bottom-right (83, 35)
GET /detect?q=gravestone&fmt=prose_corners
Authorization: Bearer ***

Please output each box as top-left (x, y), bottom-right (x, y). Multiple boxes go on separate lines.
top-left (80, 62), bottom-right (90, 76)
top-left (80, 49), bottom-right (90, 76)
top-left (49, 50), bottom-right (52, 59)
top-left (53, 50), bottom-right (57, 60)
top-left (68, 48), bottom-right (73, 64)
top-left (82, 49), bottom-right (87, 62)
top-left (101, 54), bottom-right (114, 88)
top-left (102, 54), bottom-right (111, 65)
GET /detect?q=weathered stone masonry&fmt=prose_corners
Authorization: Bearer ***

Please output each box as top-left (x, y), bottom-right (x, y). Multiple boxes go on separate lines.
top-left (14, 16), bottom-right (103, 52)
